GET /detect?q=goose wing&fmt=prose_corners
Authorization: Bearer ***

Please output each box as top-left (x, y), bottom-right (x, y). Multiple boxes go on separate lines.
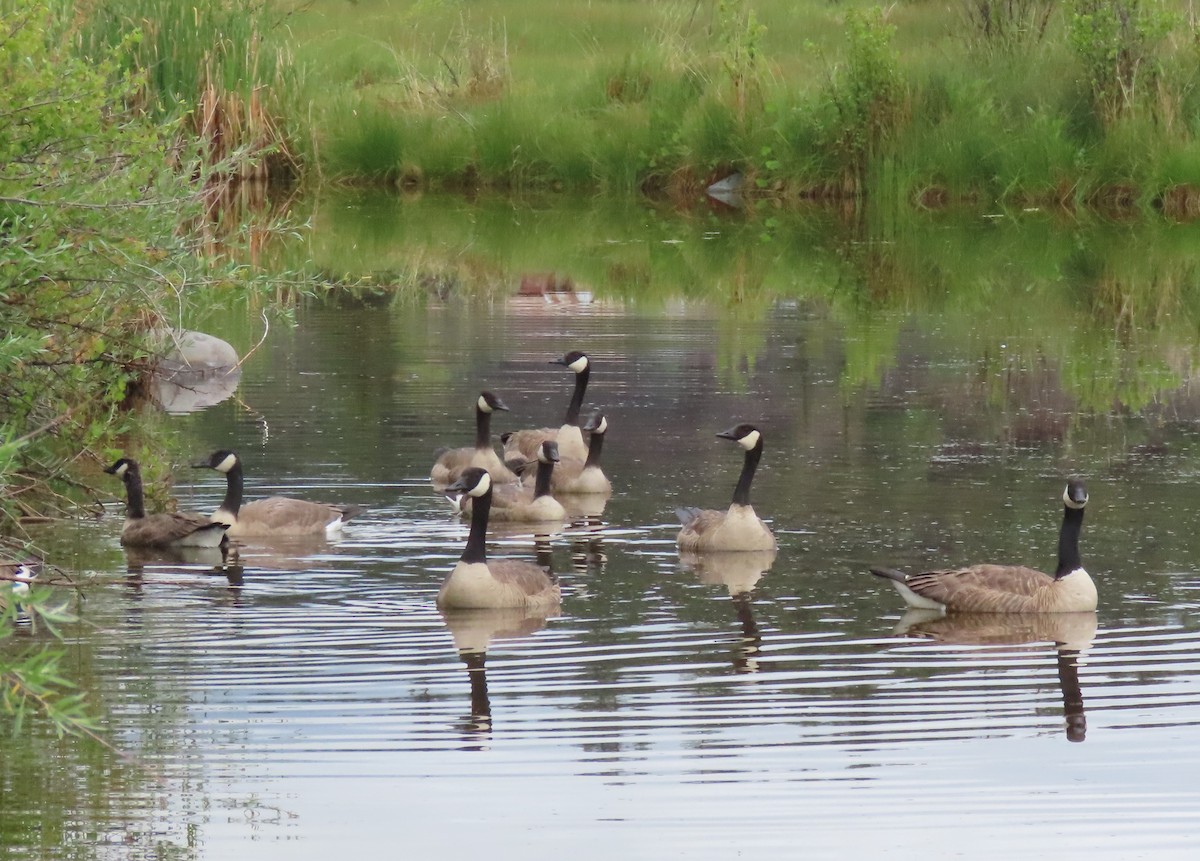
top-left (488, 559), bottom-right (559, 598)
top-left (123, 513), bottom-right (226, 548)
top-left (431, 446), bottom-right (474, 485)
top-left (676, 507), bottom-right (725, 549)
top-left (676, 507), bottom-right (721, 530)
top-left (239, 497), bottom-right (354, 534)
top-left (903, 564), bottom-right (1057, 613)
top-left (503, 428), bottom-right (557, 462)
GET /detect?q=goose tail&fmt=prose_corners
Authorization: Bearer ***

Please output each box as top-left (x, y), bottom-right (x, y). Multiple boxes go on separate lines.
top-left (675, 507), bottom-right (702, 526)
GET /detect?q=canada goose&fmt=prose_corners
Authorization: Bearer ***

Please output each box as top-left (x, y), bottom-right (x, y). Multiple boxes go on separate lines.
top-left (502, 351), bottom-right (591, 464)
top-left (455, 441), bottom-right (567, 522)
top-left (870, 480), bottom-right (1095, 614)
top-left (437, 468), bottom-right (561, 610)
top-left (526, 411), bottom-right (611, 495)
top-left (676, 424), bottom-right (776, 552)
top-left (191, 449), bottom-right (365, 538)
top-left (431, 391), bottom-right (519, 488)
top-left (105, 458), bottom-right (229, 548)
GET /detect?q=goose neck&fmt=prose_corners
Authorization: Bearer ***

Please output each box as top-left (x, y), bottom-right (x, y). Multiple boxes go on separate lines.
top-left (533, 459), bottom-right (555, 498)
top-left (731, 440), bottom-right (762, 507)
top-left (461, 486), bottom-right (492, 564)
top-left (122, 468), bottom-right (147, 520)
top-left (584, 428), bottom-right (605, 467)
top-left (219, 461), bottom-right (244, 516)
top-left (564, 366), bottom-right (590, 425)
top-left (1054, 505), bottom-right (1085, 578)
top-left (474, 404), bottom-right (493, 450)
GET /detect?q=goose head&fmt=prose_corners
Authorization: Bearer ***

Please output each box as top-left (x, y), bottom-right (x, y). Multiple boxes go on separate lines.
top-left (477, 391), bottom-right (510, 414)
top-left (537, 441), bottom-right (560, 465)
top-left (583, 412), bottom-right (608, 434)
top-left (1063, 480), bottom-right (1088, 510)
top-left (447, 467), bottom-right (492, 498)
top-left (551, 351), bottom-right (590, 374)
top-left (716, 423), bottom-right (762, 451)
top-left (103, 458), bottom-right (138, 479)
top-left (192, 449), bottom-right (241, 473)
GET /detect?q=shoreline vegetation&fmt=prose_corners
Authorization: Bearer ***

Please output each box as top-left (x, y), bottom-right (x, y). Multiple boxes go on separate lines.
top-left (70, 0), bottom-right (1200, 217)
top-left (1, 0), bottom-right (272, 536)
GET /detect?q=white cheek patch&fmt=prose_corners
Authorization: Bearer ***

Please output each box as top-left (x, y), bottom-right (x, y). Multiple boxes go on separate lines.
top-left (478, 395), bottom-right (492, 413)
top-left (471, 472), bottom-right (492, 497)
top-left (216, 453), bottom-right (238, 473)
top-left (114, 462), bottom-right (129, 477)
top-left (568, 355), bottom-right (589, 373)
top-left (738, 430), bottom-right (761, 450)
top-left (595, 416), bottom-right (608, 433)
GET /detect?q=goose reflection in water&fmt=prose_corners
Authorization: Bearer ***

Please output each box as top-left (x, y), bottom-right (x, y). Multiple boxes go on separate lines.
top-left (439, 606), bottom-right (558, 747)
top-left (681, 549), bottom-right (777, 674)
top-left (120, 543), bottom-right (246, 594)
top-left (565, 500), bottom-right (608, 576)
top-left (895, 609), bottom-right (1098, 742)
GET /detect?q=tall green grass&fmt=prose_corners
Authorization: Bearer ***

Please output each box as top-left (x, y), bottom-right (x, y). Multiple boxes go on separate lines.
top-left (68, 0), bottom-right (305, 179)
top-left (81, 0), bottom-right (1200, 212)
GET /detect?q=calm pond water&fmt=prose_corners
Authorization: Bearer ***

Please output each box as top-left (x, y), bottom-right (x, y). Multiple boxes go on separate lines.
top-left (11, 192), bottom-right (1200, 859)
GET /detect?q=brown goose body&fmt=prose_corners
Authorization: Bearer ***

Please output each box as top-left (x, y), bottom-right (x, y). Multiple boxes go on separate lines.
top-left (873, 564), bottom-right (1097, 614)
top-left (871, 480), bottom-right (1095, 614)
top-left (105, 458), bottom-right (228, 549)
top-left (503, 351), bottom-right (591, 465)
top-left (504, 425), bottom-right (587, 465)
top-left (438, 468), bottom-right (561, 610)
top-left (193, 450), bottom-right (365, 538)
top-left (678, 504), bottom-right (777, 553)
top-left (676, 424), bottom-right (775, 552)
top-left (432, 391), bottom-right (519, 488)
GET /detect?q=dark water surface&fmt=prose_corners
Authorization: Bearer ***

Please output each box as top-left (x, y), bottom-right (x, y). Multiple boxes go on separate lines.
top-left (13, 195), bottom-right (1200, 859)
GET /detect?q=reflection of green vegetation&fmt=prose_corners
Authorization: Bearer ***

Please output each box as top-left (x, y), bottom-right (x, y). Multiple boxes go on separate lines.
top-left (284, 189), bottom-right (1200, 418)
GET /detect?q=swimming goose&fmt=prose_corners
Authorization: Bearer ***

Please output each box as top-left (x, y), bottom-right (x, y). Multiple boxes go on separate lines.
top-left (437, 467), bottom-right (562, 610)
top-left (105, 458), bottom-right (229, 548)
top-left (870, 480), bottom-right (1095, 613)
top-left (191, 450), bottom-right (365, 537)
top-left (431, 391), bottom-right (520, 488)
top-left (456, 441), bottom-right (567, 522)
top-left (676, 424), bottom-right (776, 552)
top-left (502, 351), bottom-right (591, 464)
top-left (526, 411), bottom-right (611, 495)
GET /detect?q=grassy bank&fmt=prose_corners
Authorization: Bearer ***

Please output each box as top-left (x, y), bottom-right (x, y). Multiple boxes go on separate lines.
top-left (265, 0), bottom-right (1200, 212)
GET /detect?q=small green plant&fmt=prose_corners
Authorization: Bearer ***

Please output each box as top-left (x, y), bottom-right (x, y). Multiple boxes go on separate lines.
top-left (716, 0), bottom-right (767, 123)
top-left (960, 0), bottom-right (1057, 50)
top-left (816, 7), bottom-right (904, 195)
top-left (0, 565), bottom-right (95, 738)
top-left (1066, 0), bottom-right (1179, 123)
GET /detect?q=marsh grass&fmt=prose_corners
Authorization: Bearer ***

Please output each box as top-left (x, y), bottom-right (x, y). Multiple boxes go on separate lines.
top-left (73, 0), bottom-right (1200, 212)
top-left (69, 0), bottom-right (302, 180)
